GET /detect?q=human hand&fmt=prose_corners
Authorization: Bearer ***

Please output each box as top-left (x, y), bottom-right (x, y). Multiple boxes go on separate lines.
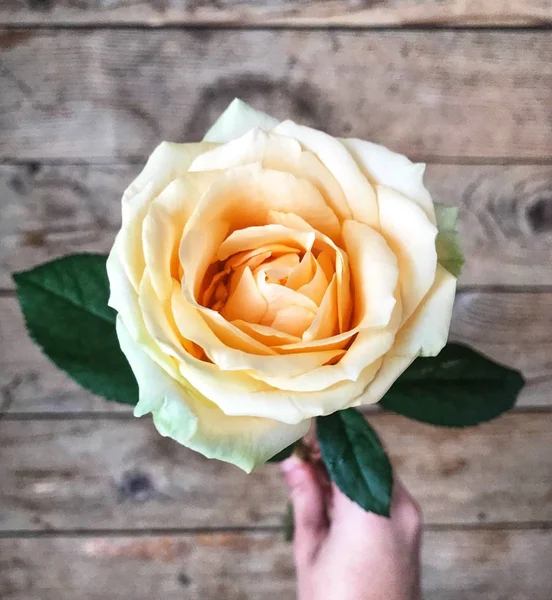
top-left (281, 455), bottom-right (422, 600)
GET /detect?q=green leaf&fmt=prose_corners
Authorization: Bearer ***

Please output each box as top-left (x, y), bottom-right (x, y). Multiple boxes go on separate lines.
top-left (317, 409), bottom-right (393, 517)
top-left (381, 343), bottom-right (524, 426)
top-left (13, 254), bottom-right (138, 405)
top-left (435, 204), bottom-right (465, 277)
top-left (267, 443), bottom-right (296, 463)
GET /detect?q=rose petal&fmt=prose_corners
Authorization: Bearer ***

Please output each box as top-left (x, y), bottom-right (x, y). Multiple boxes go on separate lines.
top-left (193, 127), bottom-right (302, 174)
top-left (231, 320), bottom-right (301, 346)
top-left (342, 219), bottom-right (399, 329)
top-left (256, 271), bottom-right (318, 324)
top-left (286, 252), bottom-right (316, 291)
top-left (107, 235), bottom-right (149, 342)
top-left (117, 317), bottom-right (309, 473)
top-left (139, 273), bottom-right (201, 360)
top-left (122, 141), bottom-right (216, 210)
top-left (316, 250), bottom-right (335, 284)
top-left (377, 185), bottom-right (438, 323)
top-left (217, 224), bottom-right (315, 261)
top-left (225, 248), bottom-right (272, 272)
top-left (192, 128), bottom-right (349, 230)
top-left (119, 141), bottom-right (215, 290)
top-left (187, 159), bottom-right (341, 241)
top-left (342, 138), bottom-right (436, 224)
top-left (272, 121), bottom-right (379, 229)
top-left (393, 264), bottom-right (457, 357)
top-left (203, 98), bottom-right (280, 144)
top-left (335, 245), bottom-right (352, 333)
top-left (254, 253), bottom-right (300, 282)
top-left (142, 178), bottom-right (201, 301)
top-left (220, 266), bottom-right (267, 323)
top-left (201, 269), bottom-right (228, 307)
top-left (348, 354), bottom-right (417, 408)
top-left (273, 328), bottom-right (355, 353)
top-left (270, 305), bottom-right (317, 338)
top-left (296, 258), bottom-right (329, 305)
top-left (301, 275), bottom-right (338, 341)
top-left (254, 322), bottom-right (397, 392)
top-left (172, 287), bottom-right (344, 377)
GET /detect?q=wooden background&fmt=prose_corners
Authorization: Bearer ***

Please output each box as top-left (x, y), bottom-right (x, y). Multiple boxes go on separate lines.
top-left (1, 1), bottom-right (552, 598)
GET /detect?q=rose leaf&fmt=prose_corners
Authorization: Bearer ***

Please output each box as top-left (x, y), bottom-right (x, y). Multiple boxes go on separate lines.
top-left (317, 409), bottom-right (393, 517)
top-left (381, 343), bottom-right (524, 426)
top-left (13, 254), bottom-right (138, 405)
top-left (435, 204), bottom-right (465, 277)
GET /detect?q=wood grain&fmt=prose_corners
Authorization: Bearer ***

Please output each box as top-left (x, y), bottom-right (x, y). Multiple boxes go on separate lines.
top-left (2, 163), bottom-right (552, 289)
top-left (450, 291), bottom-right (552, 381)
top-left (1, 290), bottom-right (551, 413)
top-left (1, 0), bottom-right (551, 27)
top-left (1, 530), bottom-right (550, 600)
top-left (1, 413), bottom-right (551, 531)
top-left (2, 30), bottom-right (552, 160)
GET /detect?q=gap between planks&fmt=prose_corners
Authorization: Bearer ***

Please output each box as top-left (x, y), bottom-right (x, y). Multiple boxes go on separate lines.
top-left (1, 407), bottom-right (552, 420)
top-left (1, 24), bottom-right (552, 31)
top-left (1, 0), bottom-right (552, 29)
top-left (2, 521), bottom-right (552, 539)
top-left (4, 157), bottom-right (552, 166)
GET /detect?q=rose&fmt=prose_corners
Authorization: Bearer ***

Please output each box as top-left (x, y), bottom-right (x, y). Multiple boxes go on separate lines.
top-left (107, 99), bottom-right (460, 472)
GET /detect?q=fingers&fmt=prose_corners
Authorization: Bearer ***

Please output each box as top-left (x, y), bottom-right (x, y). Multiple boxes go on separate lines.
top-left (391, 477), bottom-right (423, 544)
top-left (281, 455), bottom-right (329, 565)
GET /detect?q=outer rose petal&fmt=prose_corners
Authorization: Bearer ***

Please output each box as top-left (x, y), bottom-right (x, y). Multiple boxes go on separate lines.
top-left (107, 235), bottom-right (148, 342)
top-left (351, 266), bottom-right (457, 408)
top-left (122, 141), bottom-right (216, 209)
top-left (119, 141), bottom-right (215, 290)
top-left (117, 317), bottom-right (310, 472)
top-left (342, 138), bottom-right (436, 224)
top-left (393, 264), bottom-right (457, 357)
top-left (377, 184), bottom-right (438, 323)
top-left (142, 178), bottom-right (201, 301)
top-left (350, 354), bottom-right (417, 408)
top-left (203, 98), bottom-right (279, 143)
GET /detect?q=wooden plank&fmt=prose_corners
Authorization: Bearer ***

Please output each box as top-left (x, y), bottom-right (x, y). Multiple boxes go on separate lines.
top-left (0, 164), bottom-right (128, 236)
top-left (450, 291), bottom-right (552, 381)
top-left (2, 163), bottom-right (552, 289)
top-left (2, 30), bottom-right (552, 160)
top-left (426, 164), bottom-right (552, 287)
top-left (1, 290), bottom-right (551, 413)
top-left (1, 413), bottom-right (551, 530)
top-left (1, 0), bottom-right (551, 27)
top-left (1, 530), bottom-right (551, 600)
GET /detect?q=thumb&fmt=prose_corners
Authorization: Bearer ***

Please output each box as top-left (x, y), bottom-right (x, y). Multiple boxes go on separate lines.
top-left (281, 456), bottom-right (328, 565)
